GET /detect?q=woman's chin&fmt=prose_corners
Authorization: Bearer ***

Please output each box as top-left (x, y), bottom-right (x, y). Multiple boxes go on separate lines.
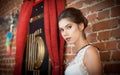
top-left (66, 42), bottom-right (75, 47)
top-left (66, 41), bottom-right (74, 44)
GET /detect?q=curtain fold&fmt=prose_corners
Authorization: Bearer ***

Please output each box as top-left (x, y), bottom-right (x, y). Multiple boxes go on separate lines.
top-left (44, 0), bottom-right (65, 75)
top-left (14, 1), bottom-right (34, 75)
top-left (14, 0), bottom-right (65, 75)
top-left (56, 1), bottom-right (65, 75)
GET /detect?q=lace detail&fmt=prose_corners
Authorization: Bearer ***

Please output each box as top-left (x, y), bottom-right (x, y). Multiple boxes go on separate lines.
top-left (65, 45), bottom-right (90, 75)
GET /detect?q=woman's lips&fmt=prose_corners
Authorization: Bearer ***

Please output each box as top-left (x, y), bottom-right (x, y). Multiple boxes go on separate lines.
top-left (65, 37), bottom-right (71, 42)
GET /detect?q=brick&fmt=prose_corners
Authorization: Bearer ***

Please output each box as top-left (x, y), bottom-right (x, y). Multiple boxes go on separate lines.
top-left (0, 31), bottom-right (6, 35)
top-left (112, 51), bottom-right (120, 61)
top-left (87, 13), bottom-right (97, 23)
top-left (87, 33), bottom-right (97, 43)
top-left (65, 46), bottom-right (71, 54)
top-left (118, 41), bottom-right (120, 49)
top-left (13, 28), bottom-right (17, 35)
top-left (64, 54), bottom-right (74, 66)
top-left (98, 31), bottom-right (110, 41)
top-left (80, 7), bottom-right (89, 15)
top-left (65, 55), bottom-right (74, 61)
top-left (0, 45), bottom-right (5, 50)
top-left (93, 42), bottom-right (106, 51)
top-left (67, 1), bottom-right (83, 8)
top-left (106, 41), bottom-right (117, 50)
top-left (66, 0), bottom-right (74, 4)
top-left (11, 40), bottom-right (16, 47)
top-left (119, 18), bottom-right (120, 24)
top-left (14, 0), bottom-right (22, 6)
top-left (84, 25), bottom-right (92, 33)
top-left (110, 28), bottom-right (120, 39)
top-left (89, 0), bottom-right (114, 12)
top-left (11, 59), bottom-right (15, 63)
top-left (100, 52), bottom-right (110, 61)
top-left (111, 6), bottom-right (120, 17)
top-left (104, 63), bottom-right (120, 74)
top-left (84, 0), bottom-right (96, 4)
top-left (98, 10), bottom-right (110, 20)
top-left (0, 0), bottom-right (21, 17)
top-left (65, 44), bottom-right (76, 54)
top-left (93, 19), bottom-right (119, 31)
top-left (116, 0), bottom-right (120, 5)
top-left (7, 70), bottom-right (12, 74)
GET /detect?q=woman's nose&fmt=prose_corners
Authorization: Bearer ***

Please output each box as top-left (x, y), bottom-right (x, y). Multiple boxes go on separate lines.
top-left (62, 30), bottom-right (68, 36)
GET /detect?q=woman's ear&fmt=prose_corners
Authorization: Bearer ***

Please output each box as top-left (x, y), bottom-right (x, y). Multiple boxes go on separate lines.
top-left (78, 23), bottom-right (84, 31)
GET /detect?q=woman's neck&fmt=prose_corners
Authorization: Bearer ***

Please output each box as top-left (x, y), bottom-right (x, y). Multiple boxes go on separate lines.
top-left (74, 38), bottom-right (88, 51)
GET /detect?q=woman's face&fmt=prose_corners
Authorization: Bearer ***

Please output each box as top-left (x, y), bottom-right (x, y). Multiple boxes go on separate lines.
top-left (59, 18), bottom-right (82, 44)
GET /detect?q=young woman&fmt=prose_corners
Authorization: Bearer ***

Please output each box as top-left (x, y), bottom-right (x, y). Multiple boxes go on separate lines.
top-left (58, 8), bottom-right (103, 75)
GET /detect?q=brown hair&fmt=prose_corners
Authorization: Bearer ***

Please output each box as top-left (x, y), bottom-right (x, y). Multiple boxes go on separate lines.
top-left (58, 7), bottom-right (88, 30)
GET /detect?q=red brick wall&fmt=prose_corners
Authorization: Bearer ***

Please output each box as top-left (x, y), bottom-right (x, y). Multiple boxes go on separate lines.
top-left (65, 0), bottom-right (120, 74)
top-left (0, 29), bottom-right (17, 75)
top-left (0, 0), bottom-right (22, 75)
top-left (0, 0), bottom-right (22, 17)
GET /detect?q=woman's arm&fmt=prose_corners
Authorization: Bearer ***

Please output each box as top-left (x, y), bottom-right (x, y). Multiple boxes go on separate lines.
top-left (84, 46), bottom-right (103, 75)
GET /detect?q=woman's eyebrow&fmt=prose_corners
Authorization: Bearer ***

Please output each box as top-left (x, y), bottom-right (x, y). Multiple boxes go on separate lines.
top-left (65, 24), bottom-right (70, 28)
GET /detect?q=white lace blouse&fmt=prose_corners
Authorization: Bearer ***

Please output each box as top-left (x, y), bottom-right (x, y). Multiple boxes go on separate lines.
top-left (65, 45), bottom-right (90, 75)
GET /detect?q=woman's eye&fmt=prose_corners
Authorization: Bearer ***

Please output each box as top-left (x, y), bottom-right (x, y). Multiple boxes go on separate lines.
top-left (59, 28), bottom-right (64, 32)
top-left (67, 26), bottom-right (72, 30)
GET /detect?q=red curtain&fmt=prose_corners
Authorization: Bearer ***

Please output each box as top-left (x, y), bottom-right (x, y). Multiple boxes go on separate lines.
top-left (14, 0), bottom-right (65, 75)
top-left (44, 0), bottom-right (65, 75)
top-left (56, 1), bottom-right (65, 74)
top-left (14, 0), bottom-right (34, 75)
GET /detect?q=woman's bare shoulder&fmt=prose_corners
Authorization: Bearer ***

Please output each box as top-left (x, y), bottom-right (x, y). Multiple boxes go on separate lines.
top-left (84, 45), bottom-right (103, 75)
top-left (86, 45), bottom-right (99, 56)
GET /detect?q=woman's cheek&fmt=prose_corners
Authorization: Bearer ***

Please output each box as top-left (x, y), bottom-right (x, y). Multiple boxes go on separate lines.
top-left (61, 33), bottom-right (65, 40)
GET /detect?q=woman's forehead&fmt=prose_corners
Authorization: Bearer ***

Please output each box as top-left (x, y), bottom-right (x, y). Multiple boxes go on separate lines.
top-left (59, 18), bottom-right (72, 27)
